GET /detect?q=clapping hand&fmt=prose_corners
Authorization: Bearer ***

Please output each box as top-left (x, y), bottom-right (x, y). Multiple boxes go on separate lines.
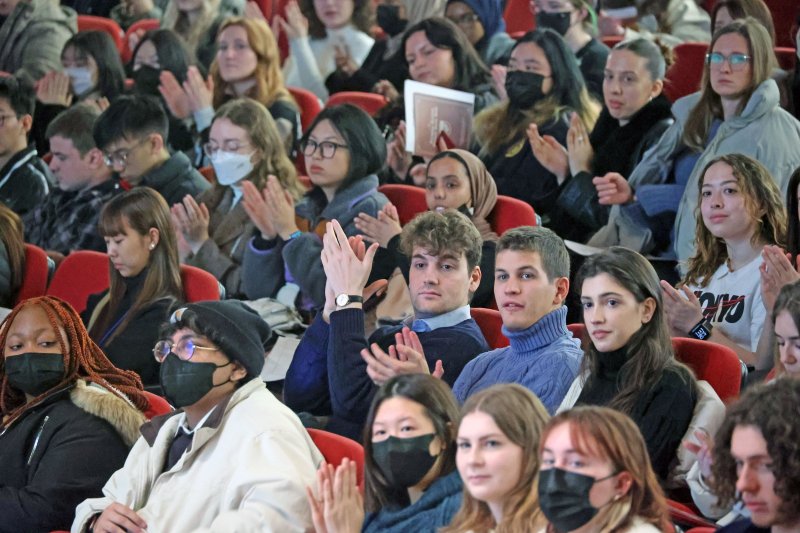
top-left (306, 459), bottom-right (363, 533)
top-left (566, 112), bottom-right (593, 176)
top-left (660, 281), bottom-right (705, 336)
top-left (593, 172), bottom-right (633, 205)
top-left (170, 194), bottom-right (211, 256)
top-left (360, 327), bottom-right (444, 386)
top-left (760, 245), bottom-right (800, 314)
top-left (354, 202), bottom-right (402, 248)
top-left (527, 123), bottom-right (568, 184)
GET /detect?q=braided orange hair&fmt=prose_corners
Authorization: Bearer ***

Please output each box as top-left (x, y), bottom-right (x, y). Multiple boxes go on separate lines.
top-left (1, 296), bottom-right (148, 427)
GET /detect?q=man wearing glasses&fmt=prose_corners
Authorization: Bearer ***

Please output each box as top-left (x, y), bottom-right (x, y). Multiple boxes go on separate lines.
top-left (0, 75), bottom-right (53, 216)
top-left (93, 94), bottom-right (209, 205)
top-left (74, 300), bottom-right (324, 532)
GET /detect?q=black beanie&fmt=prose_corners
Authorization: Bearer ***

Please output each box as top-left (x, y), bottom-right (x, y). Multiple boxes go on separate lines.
top-left (170, 300), bottom-right (271, 378)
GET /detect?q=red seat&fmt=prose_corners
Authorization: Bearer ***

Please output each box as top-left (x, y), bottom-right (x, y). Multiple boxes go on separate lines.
top-left (601, 35), bottom-right (624, 48)
top-left (180, 265), bottom-right (221, 302)
top-left (288, 86), bottom-right (322, 132)
top-left (16, 244), bottom-right (50, 304)
top-left (46, 250), bottom-right (109, 314)
top-left (686, 528), bottom-right (717, 533)
top-left (378, 184), bottom-right (427, 225)
top-left (77, 15), bottom-right (124, 55)
top-left (664, 42), bottom-right (709, 102)
top-left (470, 307), bottom-right (509, 349)
top-left (671, 337), bottom-right (741, 403)
top-left (326, 91), bottom-right (388, 116)
top-left (503, 0), bottom-right (535, 36)
top-left (142, 390), bottom-right (172, 418)
top-left (122, 18), bottom-right (160, 63)
top-left (307, 428), bottom-right (365, 487)
top-left (488, 195), bottom-right (537, 235)
top-left (775, 46), bottom-right (797, 72)
top-left (668, 499), bottom-right (716, 529)
top-left (566, 323), bottom-right (587, 347)
top-left (199, 165), bottom-right (216, 184)
top-left (763, 0), bottom-right (799, 48)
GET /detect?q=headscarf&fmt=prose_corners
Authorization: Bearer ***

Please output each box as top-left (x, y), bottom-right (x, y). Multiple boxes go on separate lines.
top-left (440, 149), bottom-right (498, 242)
top-left (384, 0), bottom-right (447, 59)
top-left (447, 0), bottom-right (506, 38)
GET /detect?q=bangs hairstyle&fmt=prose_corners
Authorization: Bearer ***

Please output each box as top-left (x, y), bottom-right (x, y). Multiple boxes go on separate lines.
top-left (89, 188), bottom-right (182, 345)
top-left (443, 384), bottom-right (549, 533)
top-left (473, 28), bottom-right (599, 156)
top-left (62, 31), bottom-right (126, 101)
top-left (93, 94), bottom-right (168, 151)
top-left (770, 280), bottom-right (800, 376)
top-left (711, 0), bottom-right (776, 44)
top-left (711, 379), bottom-right (800, 523)
top-left (132, 29), bottom-right (194, 85)
top-left (212, 98), bottom-right (303, 198)
top-left (210, 17), bottom-right (293, 109)
top-left (300, 0), bottom-right (374, 39)
top-left (401, 17), bottom-right (491, 91)
top-left (0, 203), bottom-right (24, 308)
top-left (399, 210), bottom-right (483, 271)
top-left (362, 374), bottom-right (460, 513)
top-left (684, 153), bottom-right (786, 287)
top-left (0, 296), bottom-right (148, 427)
top-left (577, 247), bottom-right (695, 414)
top-left (301, 104), bottom-right (386, 195)
top-left (682, 18), bottom-right (777, 151)
top-left (539, 407), bottom-right (671, 533)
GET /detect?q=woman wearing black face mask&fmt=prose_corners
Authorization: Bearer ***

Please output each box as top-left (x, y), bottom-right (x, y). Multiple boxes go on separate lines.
top-left (530, 0), bottom-right (608, 99)
top-left (538, 406), bottom-right (671, 533)
top-left (306, 374), bottom-right (462, 533)
top-left (0, 296), bottom-right (148, 532)
top-left (474, 28), bottom-right (600, 240)
top-left (326, 0), bottom-right (446, 98)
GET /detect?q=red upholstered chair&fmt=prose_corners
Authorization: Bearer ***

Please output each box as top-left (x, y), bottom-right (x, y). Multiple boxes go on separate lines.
top-left (199, 165), bottom-right (216, 184)
top-left (46, 250), bottom-right (109, 314)
top-left (378, 184), bottom-right (428, 225)
top-left (668, 499), bottom-right (716, 529)
top-left (686, 528), bottom-right (717, 533)
top-left (763, 0), bottom-right (799, 48)
top-left (142, 391), bottom-right (173, 418)
top-left (566, 323), bottom-right (588, 349)
top-left (180, 265), bottom-right (221, 302)
top-left (121, 18), bottom-right (160, 62)
top-left (671, 337), bottom-right (741, 403)
top-left (15, 244), bottom-right (50, 304)
top-left (307, 428), bottom-right (365, 487)
top-left (326, 91), bottom-right (388, 116)
top-left (488, 195), bottom-right (537, 235)
top-left (288, 86), bottom-right (322, 132)
top-left (470, 307), bottom-right (509, 349)
top-left (663, 42), bottom-right (709, 102)
top-left (775, 46), bottom-right (797, 72)
top-left (77, 15), bottom-right (124, 54)
top-left (503, 0), bottom-right (535, 35)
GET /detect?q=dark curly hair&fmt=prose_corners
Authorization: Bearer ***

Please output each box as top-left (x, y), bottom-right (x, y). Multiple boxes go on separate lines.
top-left (710, 379), bottom-right (800, 523)
top-left (399, 210), bottom-right (483, 271)
top-left (300, 0), bottom-right (374, 39)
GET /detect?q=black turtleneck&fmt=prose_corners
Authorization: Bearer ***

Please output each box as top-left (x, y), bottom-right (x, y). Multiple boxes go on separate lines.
top-left (576, 344), bottom-right (697, 481)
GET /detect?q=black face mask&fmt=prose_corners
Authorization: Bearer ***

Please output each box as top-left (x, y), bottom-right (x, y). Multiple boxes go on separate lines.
top-left (159, 352), bottom-right (232, 408)
top-left (5, 353), bottom-right (65, 396)
top-left (376, 4), bottom-right (408, 37)
top-left (505, 70), bottom-right (547, 109)
top-left (538, 467), bottom-right (618, 532)
top-left (536, 11), bottom-right (573, 36)
top-left (372, 433), bottom-right (438, 488)
top-left (132, 65), bottom-right (162, 96)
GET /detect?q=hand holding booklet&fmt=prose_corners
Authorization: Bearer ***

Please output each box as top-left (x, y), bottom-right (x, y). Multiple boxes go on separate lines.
top-left (404, 80), bottom-right (475, 158)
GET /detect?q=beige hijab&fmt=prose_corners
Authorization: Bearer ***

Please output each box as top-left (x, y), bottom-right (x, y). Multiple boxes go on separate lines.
top-left (383, 0), bottom-right (447, 59)
top-left (438, 149), bottom-right (498, 242)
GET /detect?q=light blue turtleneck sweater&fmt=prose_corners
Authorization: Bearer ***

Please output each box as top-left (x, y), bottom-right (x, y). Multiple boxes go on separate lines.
top-left (452, 306), bottom-right (583, 413)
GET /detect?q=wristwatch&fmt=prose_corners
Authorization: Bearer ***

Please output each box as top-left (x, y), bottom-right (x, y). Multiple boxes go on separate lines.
top-left (335, 294), bottom-right (363, 308)
top-left (689, 317), bottom-right (713, 341)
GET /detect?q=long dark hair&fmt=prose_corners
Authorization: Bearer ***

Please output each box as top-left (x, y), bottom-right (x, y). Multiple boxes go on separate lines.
top-left (363, 374), bottom-right (460, 513)
top-left (300, 0), bottom-right (374, 39)
top-left (0, 203), bottom-right (25, 308)
top-left (131, 29), bottom-right (195, 84)
top-left (786, 166), bottom-right (800, 262)
top-left (577, 247), bottom-right (695, 415)
top-left (62, 31), bottom-right (126, 101)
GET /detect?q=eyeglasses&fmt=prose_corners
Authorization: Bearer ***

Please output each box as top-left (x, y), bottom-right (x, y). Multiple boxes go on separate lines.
top-left (103, 137), bottom-right (150, 168)
top-left (153, 338), bottom-right (219, 362)
top-left (705, 52), bottom-right (751, 71)
top-left (0, 114), bottom-right (18, 127)
top-left (203, 141), bottom-right (253, 157)
top-left (301, 139), bottom-right (349, 159)
top-left (447, 13), bottom-right (479, 26)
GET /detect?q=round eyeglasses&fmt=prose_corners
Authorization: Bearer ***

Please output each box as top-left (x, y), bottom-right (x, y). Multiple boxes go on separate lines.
top-left (153, 338), bottom-right (219, 362)
top-left (705, 52), bottom-right (750, 71)
top-left (301, 139), bottom-right (349, 159)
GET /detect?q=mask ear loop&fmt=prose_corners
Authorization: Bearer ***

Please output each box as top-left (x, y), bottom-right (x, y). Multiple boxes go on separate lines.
top-left (584, 0), bottom-right (599, 34)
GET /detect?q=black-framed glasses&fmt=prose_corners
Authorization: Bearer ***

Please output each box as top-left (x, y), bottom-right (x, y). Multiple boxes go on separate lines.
top-left (153, 338), bottom-right (219, 362)
top-left (301, 139), bottom-right (349, 159)
top-left (705, 52), bottom-right (750, 71)
top-left (103, 137), bottom-right (150, 168)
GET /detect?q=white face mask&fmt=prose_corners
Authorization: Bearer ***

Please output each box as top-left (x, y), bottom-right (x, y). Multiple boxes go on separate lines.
top-left (210, 150), bottom-right (254, 185)
top-left (64, 67), bottom-right (94, 97)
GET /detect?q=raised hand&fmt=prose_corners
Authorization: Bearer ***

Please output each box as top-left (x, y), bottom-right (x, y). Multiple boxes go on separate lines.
top-left (491, 64), bottom-right (508, 100)
top-left (527, 123), bottom-right (568, 184)
top-left (354, 204), bottom-right (403, 248)
top-left (386, 121), bottom-right (412, 179)
top-left (159, 70), bottom-right (191, 119)
top-left (320, 219), bottom-right (379, 298)
top-left (182, 66), bottom-right (214, 113)
top-left (170, 194), bottom-right (211, 254)
top-left (241, 179), bottom-right (278, 239)
top-left (593, 172), bottom-right (633, 205)
top-left (660, 281), bottom-right (705, 336)
top-left (566, 112), bottom-right (593, 176)
top-left (36, 71), bottom-right (73, 107)
top-left (360, 327), bottom-right (443, 386)
top-left (275, 0), bottom-right (309, 40)
top-left (760, 245), bottom-right (800, 314)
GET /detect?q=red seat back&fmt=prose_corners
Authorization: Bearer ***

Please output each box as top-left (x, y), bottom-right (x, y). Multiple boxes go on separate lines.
top-left (378, 184), bottom-right (428, 225)
top-left (122, 18), bottom-right (160, 63)
top-left (77, 15), bottom-right (124, 54)
top-left (775, 46), bottom-right (797, 72)
top-left (664, 42), bottom-right (709, 102)
top-left (668, 499), bottom-right (716, 529)
top-left (503, 0), bottom-right (535, 35)
top-left (46, 250), bottom-right (109, 314)
top-left (180, 265), bottom-right (221, 302)
top-left (16, 244), bottom-right (50, 304)
top-left (142, 390), bottom-right (173, 418)
top-left (288, 86), bottom-right (322, 132)
top-left (307, 428), bottom-right (365, 487)
top-left (763, 0), bottom-right (799, 48)
top-left (470, 307), bottom-right (509, 349)
top-left (601, 35), bottom-right (624, 48)
top-left (199, 165), bottom-right (216, 184)
top-left (671, 337), bottom-right (741, 402)
top-left (326, 91), bottom-right (388, 116)
top-left (488, 195), bottom-right (537, 235)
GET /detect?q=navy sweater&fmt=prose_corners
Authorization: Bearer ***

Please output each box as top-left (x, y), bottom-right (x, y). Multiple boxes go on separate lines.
top-left (285, 309), bottom-right (489, 439)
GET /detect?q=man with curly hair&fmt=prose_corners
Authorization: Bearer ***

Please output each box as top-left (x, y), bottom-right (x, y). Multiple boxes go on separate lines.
top-left (711, 378), bottom-right (800, 533)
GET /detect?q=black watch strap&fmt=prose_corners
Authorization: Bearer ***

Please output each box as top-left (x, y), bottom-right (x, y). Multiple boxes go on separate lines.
top-left (689, 317), bottom-right (713, 341)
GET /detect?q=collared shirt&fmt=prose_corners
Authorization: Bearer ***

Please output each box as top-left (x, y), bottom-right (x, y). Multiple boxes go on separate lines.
top-left (408, 305), bottom-right (471, 333)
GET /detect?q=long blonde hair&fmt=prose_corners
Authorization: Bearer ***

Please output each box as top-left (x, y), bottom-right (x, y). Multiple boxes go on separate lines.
top-left (162, 0), bottom-right (220, 55)
top-left (210, 17), bottom-right (293, 109)
top-left (684, 153), bottom-right (786, 287)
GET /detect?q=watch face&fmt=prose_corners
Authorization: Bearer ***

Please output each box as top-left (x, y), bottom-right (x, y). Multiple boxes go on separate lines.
top-left (692, 324), bottom-right (711, 340)
top-left (336, 294), bottom-right (349, 307)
